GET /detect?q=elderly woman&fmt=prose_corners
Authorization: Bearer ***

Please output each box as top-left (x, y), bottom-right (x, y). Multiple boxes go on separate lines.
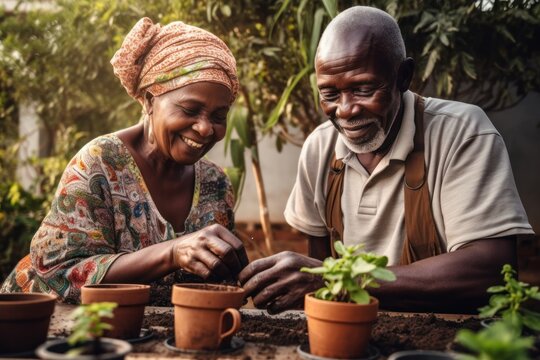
top-left (1, 18), bottom-right (248, 303)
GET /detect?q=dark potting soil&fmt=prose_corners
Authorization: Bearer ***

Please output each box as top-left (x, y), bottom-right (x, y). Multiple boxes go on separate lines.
top-left (140, 310), bottom-right (486, 357)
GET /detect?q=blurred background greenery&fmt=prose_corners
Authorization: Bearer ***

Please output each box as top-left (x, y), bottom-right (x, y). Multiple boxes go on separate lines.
top-left (0, 0), bottom-right (538, 280)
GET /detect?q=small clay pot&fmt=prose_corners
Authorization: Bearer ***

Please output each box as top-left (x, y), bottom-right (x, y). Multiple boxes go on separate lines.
top-left (81, 284), bottom-right (150, 340)
top-left (0, 292), bottom-right (56, 354)
top-left (171, 283), bottom-right (245, 351)
top-left (36, 337), bottom-right (132, 360)
top-left (304, 293), bottom-right (379, 359)
top-left (388, 350), bottom-right (456, 359)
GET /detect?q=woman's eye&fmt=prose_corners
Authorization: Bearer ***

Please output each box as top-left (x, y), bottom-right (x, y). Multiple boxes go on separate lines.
top-left (180, 107), bottom-right (198, 116)
top-left (212, 113), bottom-right (228, 124)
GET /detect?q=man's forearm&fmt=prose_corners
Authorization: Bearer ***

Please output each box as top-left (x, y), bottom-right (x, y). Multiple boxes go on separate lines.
top-left (370, 237), bottom-right (517, 314)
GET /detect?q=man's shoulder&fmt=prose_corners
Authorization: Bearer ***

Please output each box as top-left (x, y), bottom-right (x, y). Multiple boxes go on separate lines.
top-left (423, 97), bottom-right (497, 136)
top-left (424, 97), bottom-right (486, 119)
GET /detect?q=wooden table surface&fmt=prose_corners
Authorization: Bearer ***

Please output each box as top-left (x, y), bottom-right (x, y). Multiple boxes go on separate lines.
top-left (44, 304), bottom-right (474, 360)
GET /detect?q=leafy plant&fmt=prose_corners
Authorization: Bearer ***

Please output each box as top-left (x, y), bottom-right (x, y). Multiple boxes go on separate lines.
top-left (301, 241), bottom-right (396, 304)
top-left (455, 319), bottom-right (534, 360)
top-left (479, 264), bottom-right (540, 333)
top-left (67, 302), bottom-right (117, 356)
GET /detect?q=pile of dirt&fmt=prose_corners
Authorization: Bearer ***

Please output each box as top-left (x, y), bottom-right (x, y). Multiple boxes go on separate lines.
top-left (141, 310), bottom-right (486, 357)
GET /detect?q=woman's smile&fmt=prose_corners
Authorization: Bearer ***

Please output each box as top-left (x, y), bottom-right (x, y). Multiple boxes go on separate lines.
top-left (180, 135), bottom-right (204, 149)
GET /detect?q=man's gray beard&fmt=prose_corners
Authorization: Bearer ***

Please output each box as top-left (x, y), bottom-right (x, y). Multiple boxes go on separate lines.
top-left (339, 121), bottom-right (386, 154)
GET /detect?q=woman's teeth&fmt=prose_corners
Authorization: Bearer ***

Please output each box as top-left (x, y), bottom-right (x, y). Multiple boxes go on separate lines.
top-left (181, 136), bottom-right (203, 149)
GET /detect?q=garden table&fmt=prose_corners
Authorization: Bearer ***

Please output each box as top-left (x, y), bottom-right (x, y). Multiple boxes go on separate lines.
top-left (41, 303), bottom-right (476, 360)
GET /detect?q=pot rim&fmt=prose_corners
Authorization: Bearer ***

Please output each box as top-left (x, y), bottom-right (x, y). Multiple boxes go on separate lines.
top-left (81, 284), bottom-right (150, 291)
top-left (36, 337), bottom-right (132, 360)
top-left (305, 292), bottom-right (379, 308)
top-left (0, 292), bottom-right (57, 305)
top-left (387, 349), bottom-right (455, 359)
top-left (172, 283), bottom-right (245, 294)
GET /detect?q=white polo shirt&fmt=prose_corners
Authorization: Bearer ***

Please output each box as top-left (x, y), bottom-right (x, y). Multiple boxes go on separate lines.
top-left (284, 91), bottom-right (534, 264)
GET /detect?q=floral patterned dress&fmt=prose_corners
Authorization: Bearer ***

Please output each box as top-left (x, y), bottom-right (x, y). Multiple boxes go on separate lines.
top-left (1, 134), bottom-right (235, 303)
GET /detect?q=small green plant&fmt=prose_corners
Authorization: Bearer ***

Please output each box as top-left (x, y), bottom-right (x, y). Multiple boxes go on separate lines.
top-left (479, 264), bottom-right (540, 333)
top-left (301, 241), bottom-right (396, 304)
top-left (455, 319), bottom-right (534, 360)
top-left (67, 302), bottom-right (117, 356)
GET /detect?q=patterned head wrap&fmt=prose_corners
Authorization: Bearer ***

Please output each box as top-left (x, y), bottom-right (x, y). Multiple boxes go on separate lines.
top-left (111, 17), bottom-right (239, 110)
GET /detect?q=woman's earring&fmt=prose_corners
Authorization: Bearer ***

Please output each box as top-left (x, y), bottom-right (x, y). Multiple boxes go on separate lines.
top-left (146, 115), bottom-right (155, 145)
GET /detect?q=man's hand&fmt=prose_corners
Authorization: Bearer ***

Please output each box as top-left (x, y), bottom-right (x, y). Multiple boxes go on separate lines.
top-left (238, 251), bottom-right (324, 314)
top-left (172, 224), bottom-right (249, 281)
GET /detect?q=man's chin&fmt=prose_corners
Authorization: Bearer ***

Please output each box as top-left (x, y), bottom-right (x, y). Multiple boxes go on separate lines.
top-left (340, 133), bottom-right (385, 154)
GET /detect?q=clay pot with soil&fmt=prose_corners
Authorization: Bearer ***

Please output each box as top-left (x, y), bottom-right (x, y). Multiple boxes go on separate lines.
top-left (171, 283), bottom-right (245, 351)
top-left (301, 241), bottom-right (396, 359)
top-left (0, 293), bottom-right (56, 354)
top-left (81, 284), bottom-right (150, 340)
top-left (37, 302), bottom-right (132, 360)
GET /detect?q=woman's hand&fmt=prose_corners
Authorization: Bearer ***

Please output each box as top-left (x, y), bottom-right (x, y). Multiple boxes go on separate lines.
top-left (239, 251), bottom-right (324, 314)
top-left (171, 224), bottom-right (249, 281)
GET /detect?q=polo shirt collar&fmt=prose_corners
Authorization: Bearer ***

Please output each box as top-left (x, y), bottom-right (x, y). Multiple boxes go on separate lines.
top-left (334, 90), bottom-right (415, 163)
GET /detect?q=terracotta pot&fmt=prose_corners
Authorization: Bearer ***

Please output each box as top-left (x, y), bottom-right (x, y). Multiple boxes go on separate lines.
top-left (81, 284), bottom-right (150, 339)
top-left (304, 293), bottom-right (379, 359)
top-left (36, 337), bottom-right (132, 360)
top-left (171, 283), bottom-right (245, 350)
top-left (0, 293), bottom-right (56, 354)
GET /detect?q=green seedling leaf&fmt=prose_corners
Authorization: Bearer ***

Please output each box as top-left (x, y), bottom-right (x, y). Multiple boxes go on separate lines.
top-left (477, 264), bottom-right (540, 334)
top-left (302, 241), bottom-right (395, 303)
top-left (371, 268), bottom-right (397, 282)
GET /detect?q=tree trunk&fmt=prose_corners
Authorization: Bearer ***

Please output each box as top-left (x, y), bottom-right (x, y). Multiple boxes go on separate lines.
top-left (250, 146), bottom-right (274, 255)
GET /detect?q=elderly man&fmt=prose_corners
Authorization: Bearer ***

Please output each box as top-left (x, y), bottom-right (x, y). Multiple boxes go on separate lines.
top-left (239, 6), bottom-right (534, 314)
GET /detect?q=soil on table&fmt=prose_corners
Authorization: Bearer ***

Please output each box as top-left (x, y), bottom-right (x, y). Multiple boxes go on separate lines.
top-left (140, 310), bottom-right (486, 358)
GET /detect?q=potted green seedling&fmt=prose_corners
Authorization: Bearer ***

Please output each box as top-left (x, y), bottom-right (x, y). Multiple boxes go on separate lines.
top-left (36, 302), bottom-right (132, 360)
top-left (454, 318), bottom-right (535, 360)
top-left (301, 241), bottom-right (396, 359)
top-left (479, 264), bottom-right (540, 335)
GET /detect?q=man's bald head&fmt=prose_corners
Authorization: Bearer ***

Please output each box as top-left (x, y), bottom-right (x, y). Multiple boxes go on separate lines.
top-left (316, 6), bottom-right (406, 75)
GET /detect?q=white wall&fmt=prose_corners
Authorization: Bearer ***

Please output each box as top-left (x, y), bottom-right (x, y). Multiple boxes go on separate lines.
top-left (209, 92), bottom-right (540, 235)
top-left (207, 135), bottom-right (302, 223)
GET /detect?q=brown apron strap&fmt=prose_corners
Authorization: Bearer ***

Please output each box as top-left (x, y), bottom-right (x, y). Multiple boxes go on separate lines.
top-left (325, 153), bottom-right (345, 258)
top-left (399, 94), bottom-right (445, 265)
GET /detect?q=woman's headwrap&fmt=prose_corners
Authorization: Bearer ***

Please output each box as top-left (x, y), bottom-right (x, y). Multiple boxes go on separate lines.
top-left (111, 17), bottom-right (239, 110)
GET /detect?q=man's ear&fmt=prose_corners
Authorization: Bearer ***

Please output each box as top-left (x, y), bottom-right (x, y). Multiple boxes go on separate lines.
top-left (143, 92), bottom-right (154, 115)
top-left (397, 57), bottom-right (415, 92)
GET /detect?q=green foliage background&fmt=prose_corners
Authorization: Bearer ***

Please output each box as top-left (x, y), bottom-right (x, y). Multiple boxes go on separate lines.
top-left (0, 0), bottom-right (538, 281)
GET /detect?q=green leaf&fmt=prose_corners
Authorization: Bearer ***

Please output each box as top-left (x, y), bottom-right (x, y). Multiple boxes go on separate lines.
top-left (231, 105), bottom-right (251, 147)
top-left (487, 285), bottom-right (506, 293)
top-left (301, 266), bottom-right (327, 274)
top-left (309, 71), bottom-right (319, 111)
top-left (522, 308), bottom-right (540, 331)
top-left (350, 289), bottom-right (370, 304)
top-left (265, 66), bottom-right (311, 130)
top-left (220, 5), bottom-right (231, 17)
top-left (229, 139), bottom-right (245, 170)
top-left (439, 33), bottom-right (449, 46)
top-left (321, 0), bottom-right (338, 19)
top-left (333, 241), bottom-right (346, 256)
top-left (223, 166), bottom-right (245, 204)
top-left (331, 281), bottom-right (343, 295)
top-left (371, 268), bottom-right (396, 282)
top-left (270, 0), bottom-right (292, 38)
top-left (422, 49), bottom-right (439, 81)
top-left (309, 8), bottom-right (326, 65)
top-left (351, 258), bottom-right (376, 276)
